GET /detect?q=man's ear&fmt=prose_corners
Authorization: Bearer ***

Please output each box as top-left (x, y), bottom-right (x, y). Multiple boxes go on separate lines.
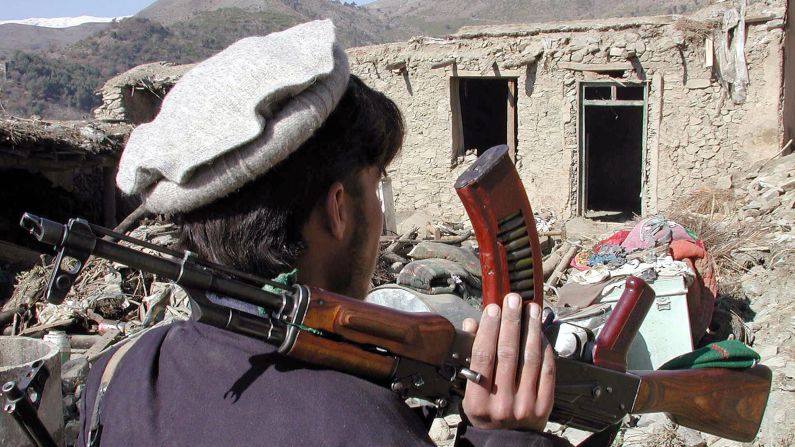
top-left (324, 181), bottom-right (347, 240)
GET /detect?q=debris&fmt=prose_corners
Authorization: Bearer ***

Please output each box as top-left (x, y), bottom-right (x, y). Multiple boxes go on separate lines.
top-left (397, 258), bottom-right (481, 299)
top-left (408, 241), bottom-right (481, 278)
top-left (545, 243), bottom-right (578, 289)
top-left (61, 357), bottom-right (90, 394)
top-left (542, 241), bottom-right (572, 279)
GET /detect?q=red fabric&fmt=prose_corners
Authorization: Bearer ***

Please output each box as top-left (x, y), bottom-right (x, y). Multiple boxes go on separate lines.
top-left (594, 229), bottom-right (631, 252)
top-left (671, 239), bottom-right (717, 344)
top-left (670, 240), bottom-right (717, 298)
top-left (570, 250), bottom-right (591, 271)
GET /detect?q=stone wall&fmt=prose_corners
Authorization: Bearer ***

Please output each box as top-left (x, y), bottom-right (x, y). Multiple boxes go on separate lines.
top-left (348, 3), bottom-right (787, 224)
top-left (94, 62), bottom-right (191, 124)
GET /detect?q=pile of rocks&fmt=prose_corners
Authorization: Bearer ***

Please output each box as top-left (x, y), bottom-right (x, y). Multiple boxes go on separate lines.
top-left (725, 150), bottom-right (795, 446)
top-left (1, 220), bottom-right (192, 445)
top-left (736, 149), bottom-right (795, 236)
top-left (615, 152), bottom-right (795, 446)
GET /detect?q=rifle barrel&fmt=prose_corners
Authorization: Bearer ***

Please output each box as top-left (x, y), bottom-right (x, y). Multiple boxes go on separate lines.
top-left (21, 213), bottom-right (286, 312)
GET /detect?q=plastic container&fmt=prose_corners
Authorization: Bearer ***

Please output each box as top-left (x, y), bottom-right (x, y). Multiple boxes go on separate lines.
top-left (0, 336), bottom-right (64, 446)
top-left (43, 330), bottom-right (71, 364)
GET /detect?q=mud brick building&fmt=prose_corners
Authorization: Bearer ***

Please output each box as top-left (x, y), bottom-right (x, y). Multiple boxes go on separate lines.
top-left (347, 1), bottom-right (789, 223)
top-left (94, 1), bottom-right (792, 227)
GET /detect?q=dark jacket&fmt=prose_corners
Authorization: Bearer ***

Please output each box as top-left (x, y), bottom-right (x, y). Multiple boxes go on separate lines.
top-left (77, 321), bottom-right (569, 446)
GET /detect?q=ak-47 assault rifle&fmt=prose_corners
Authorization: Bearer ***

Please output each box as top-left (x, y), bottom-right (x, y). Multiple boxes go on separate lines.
top-left (16, 148), bottom-right (770, 445)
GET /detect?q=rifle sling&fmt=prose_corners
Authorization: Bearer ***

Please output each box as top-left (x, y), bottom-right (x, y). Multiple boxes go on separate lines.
top-left (86, 336), bottom-right (143, 446)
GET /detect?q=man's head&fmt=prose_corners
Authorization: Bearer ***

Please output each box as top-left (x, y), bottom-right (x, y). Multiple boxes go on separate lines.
top-left (177, 75), bottom-right (403, 297)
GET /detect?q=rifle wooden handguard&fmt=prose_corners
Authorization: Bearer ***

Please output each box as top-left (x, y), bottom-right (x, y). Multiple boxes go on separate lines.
top-left (283, 286), bottom-right (476, 388)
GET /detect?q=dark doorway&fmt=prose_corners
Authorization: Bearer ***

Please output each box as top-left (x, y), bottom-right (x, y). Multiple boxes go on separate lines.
top-left (457, 78), bottom-right (514, 156)
top-left (580, 83), bottom-right (646, 218)
top-left (0, 169), bottom-right (102, 248)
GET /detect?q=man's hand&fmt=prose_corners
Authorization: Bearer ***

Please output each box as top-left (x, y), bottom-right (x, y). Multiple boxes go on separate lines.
top-left (462, 293), bottom-right (555, 431)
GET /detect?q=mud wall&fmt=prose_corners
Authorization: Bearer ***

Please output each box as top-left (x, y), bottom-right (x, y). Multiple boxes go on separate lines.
top-left (348, 8), bottom-right (785, 223)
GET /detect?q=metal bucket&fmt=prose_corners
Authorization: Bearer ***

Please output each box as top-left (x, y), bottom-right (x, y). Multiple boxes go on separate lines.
top-left (0, 336), bottom-right (64, 446)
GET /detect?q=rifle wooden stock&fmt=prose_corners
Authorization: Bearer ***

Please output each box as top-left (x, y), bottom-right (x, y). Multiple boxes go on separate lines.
top-left (633, 365), bottom-right (772, 442)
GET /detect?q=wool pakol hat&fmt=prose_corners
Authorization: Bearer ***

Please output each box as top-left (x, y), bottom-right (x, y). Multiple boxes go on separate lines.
top-left (116, 20), bottom-right (350, 214)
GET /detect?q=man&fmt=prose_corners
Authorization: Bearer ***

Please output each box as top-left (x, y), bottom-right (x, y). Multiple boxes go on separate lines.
top-left (77, 20), bottom-right (565, 446)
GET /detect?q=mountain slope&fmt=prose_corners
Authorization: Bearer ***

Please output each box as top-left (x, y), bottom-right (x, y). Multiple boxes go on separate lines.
top-left (367, 0), bottom-right (712, 36)
top-left (0, 0), bottom-right (721, 120)
top-left (136, 0), bottom-right (300, 25)
top-left (136, 0), bottom-right (407, 45)
top-left (0, 22), bottom-right (112, 58)
top-left (0, 3), bottom-right (393, 119)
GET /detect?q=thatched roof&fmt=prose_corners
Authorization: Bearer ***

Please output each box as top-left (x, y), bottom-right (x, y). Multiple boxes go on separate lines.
top-left (0, 117), bottom-right (132, 169)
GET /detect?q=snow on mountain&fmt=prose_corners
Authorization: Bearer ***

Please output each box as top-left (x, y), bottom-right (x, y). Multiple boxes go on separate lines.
top-left (0, 16), bottom-right (129, 28)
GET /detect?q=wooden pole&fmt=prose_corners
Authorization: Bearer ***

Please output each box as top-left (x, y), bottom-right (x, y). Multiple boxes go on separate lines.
top-left (545, 243), bottom-right (578, 287)
top-left (103, 166), bottom-right (118, 228)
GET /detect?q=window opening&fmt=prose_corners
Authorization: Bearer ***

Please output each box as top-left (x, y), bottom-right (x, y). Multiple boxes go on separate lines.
top-left (580, 82), bottom-right (647, 220)
top-left (616, 86), bottom-right (645, 101)
top-left (451, 77), bottom-right (517, 163)
top-left (584, 86), bottom-right (612, 100)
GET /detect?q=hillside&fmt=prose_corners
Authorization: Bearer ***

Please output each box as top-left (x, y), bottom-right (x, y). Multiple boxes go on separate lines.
top-left (0, 4), bottom-right (394, 119)
top-left (366, 0), bottom-right (714, 37)
top-left (0, 0), bottom-right (731, 119)
top-left (0, 22), bottom-right (112, 59)
top-left (136, 0), bottom-right (408, 44)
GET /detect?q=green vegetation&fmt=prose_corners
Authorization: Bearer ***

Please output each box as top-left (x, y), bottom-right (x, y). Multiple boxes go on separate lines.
top-left (66, 10), bottom-right (303, 78)
top-left (0, 1), bottom-right (708, 119)
top-left (2, 51), bottom-right (102, 117)
top-left (1, 9), bottom-right (306, 119)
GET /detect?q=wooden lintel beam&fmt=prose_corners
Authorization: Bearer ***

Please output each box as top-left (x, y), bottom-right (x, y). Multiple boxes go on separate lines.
top-left (430, 59), bottom-right (456, 69)
top-left (558, 61), bottom-right (633, 72)
top-left (385, 61), bottom-right (407, 71)
top-left (583, 99), bottom-right (646, 107)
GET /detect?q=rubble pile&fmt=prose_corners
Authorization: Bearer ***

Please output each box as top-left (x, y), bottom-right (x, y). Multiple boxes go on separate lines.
top-left (0, 219), bottom-right (191, 445)
top-left (2, 220), bottom-right (189, 338)
top-left (2, 153), bottom-right (794, 446)
top-left (618, 151), bottom-right (795, 447)
top-left (720, 151), bottom-right (795, 447)
top-left (736, 150), bottom-right (795, 237)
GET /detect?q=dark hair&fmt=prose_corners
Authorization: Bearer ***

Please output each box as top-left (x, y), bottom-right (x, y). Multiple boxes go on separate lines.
top-left (176, 75), bottom-right (403, 277)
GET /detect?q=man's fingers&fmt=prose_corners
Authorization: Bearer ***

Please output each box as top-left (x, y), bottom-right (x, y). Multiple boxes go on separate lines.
top-left (515, 302), bottom-right (543, 412)
top-left (462, 297), bottom-right (556, 431)
top-left (464, 303), bottom-right (501, 404)
top-left (535, 341), bottom-right (556, 421)
top-left (493, 294), bottom-right (523, 405)
top-left (462, 318), bottom-right (478, 334)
